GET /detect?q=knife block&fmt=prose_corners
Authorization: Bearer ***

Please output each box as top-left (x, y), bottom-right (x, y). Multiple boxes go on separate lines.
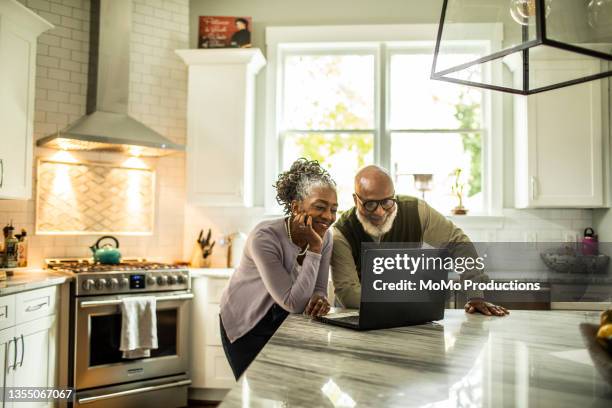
top-left (190, 244), bottom-right (211, 268)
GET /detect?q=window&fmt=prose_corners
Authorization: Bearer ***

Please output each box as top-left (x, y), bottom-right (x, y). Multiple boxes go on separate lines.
top-left (267, 25), bottom-right (502, 215)
top-left (280, 50), bottom-right (376, 209)
top-left (389, 50), bottom-right (484, 214)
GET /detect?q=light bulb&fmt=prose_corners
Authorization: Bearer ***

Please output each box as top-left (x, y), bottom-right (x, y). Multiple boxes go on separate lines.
top-left (510, 0), bottom-right (552, 26)
top-left (588, 0), bottom-right (612, 34)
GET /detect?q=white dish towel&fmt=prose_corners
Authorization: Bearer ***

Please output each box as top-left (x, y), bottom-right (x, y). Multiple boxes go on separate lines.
top-left (120, 297), bottom-right (158, 359)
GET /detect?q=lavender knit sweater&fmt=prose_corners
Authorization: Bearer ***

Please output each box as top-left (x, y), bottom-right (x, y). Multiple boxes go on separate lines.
top-left (219, 217), bottom-right (332, 343)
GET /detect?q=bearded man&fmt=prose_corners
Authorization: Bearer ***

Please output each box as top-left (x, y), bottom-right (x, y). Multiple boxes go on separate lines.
top-left (331, 165), bottom-right (508, 316)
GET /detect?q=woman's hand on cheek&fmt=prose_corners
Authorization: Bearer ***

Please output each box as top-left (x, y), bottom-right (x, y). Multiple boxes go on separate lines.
top-left (304, 294), bottom-right (330, 317)
top-left (292, 214), bottom-right (323, 253)
top-left (304, 215), bottom-right (323, 253)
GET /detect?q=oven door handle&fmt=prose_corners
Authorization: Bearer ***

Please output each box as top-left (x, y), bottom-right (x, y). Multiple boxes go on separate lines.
top-left (79, 293), bottom-right (194, 309)
top-left (77, 379), bottom-right (192, 404)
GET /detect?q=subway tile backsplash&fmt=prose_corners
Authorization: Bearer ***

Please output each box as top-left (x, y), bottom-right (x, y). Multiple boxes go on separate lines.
top-left (0, 0), bottom-right (189, 268)
top-left (462, 209), bottom-right (594, 242)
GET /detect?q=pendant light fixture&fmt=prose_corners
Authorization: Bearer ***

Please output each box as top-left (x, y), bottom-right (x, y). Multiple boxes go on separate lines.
top-left (431, 0), bottom-right (612, 95)
top-left (509, 0), bottom-right (552, 26)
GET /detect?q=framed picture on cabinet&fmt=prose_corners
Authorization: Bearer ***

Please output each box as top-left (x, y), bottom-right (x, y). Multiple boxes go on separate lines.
top-left (198, 16), bottom-right (252, 49)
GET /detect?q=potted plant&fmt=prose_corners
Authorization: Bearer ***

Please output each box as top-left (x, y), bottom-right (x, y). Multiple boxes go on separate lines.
top-left (451, 168), bottom-right (468, 215)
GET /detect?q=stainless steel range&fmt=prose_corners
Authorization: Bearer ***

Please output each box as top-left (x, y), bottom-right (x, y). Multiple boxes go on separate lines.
top-left (47, 259), bottom-right (192, 408)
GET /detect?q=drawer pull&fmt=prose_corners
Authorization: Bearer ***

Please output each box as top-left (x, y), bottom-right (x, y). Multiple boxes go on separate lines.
top-left (78, 379), bottom-right (192, 404)
top-left (18, 334), bottom-right (24, 368)
top-left (6, 338), bottom-right (16, 372)
top-left (25, 301), bottom-right (48, 312)
top-left (80, 293), bottom-right (193, 308)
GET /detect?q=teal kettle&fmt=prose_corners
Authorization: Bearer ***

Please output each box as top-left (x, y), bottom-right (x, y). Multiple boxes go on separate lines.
top-left (90, 236), bottom-right (122, 264)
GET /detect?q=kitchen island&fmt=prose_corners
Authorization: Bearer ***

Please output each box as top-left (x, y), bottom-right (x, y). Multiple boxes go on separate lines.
top-left (220, 310), bottom-right (611, 407)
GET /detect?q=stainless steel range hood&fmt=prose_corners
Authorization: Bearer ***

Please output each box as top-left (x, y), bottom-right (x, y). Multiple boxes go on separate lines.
top-left (36, 0), bottom-right (184, 157)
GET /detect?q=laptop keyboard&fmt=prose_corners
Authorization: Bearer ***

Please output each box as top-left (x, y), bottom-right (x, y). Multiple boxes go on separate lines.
top-left (327, 314), bottom-right (360, 325)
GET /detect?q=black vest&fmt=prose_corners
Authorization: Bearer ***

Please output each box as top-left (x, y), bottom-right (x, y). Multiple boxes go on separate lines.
top-left (334, 195), bottom-right (422, 280)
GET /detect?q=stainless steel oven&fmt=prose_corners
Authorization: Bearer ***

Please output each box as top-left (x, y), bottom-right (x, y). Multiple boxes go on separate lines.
top-left (74, 291), bottom-right (192, 390)
top-left (45, 259), bottom-right (193, 408)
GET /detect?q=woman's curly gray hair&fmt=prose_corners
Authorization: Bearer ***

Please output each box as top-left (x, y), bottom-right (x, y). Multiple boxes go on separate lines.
top-left (274, 158), bottom-right (336, 215)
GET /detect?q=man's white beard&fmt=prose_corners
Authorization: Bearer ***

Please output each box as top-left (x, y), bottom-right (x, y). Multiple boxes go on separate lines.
top-left (356, 206), bottom-right (398, 239)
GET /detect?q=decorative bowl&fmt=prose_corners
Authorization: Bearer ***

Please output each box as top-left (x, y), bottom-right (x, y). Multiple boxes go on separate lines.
top-left (540, 249), bottom-right (609, 274)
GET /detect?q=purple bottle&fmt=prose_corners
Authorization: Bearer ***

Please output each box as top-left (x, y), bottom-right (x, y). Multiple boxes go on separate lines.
top-left (582, 228), bottom-right (599, 256)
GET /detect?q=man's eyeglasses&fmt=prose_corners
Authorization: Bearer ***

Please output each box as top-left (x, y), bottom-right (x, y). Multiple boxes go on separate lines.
top-left (354, 194), bottom-right (397, 213)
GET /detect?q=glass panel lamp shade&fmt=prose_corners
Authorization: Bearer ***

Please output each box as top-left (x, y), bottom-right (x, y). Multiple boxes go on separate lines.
top-left (432, 0), bottom-right (612, 95)
top-left (509, 0), bottom-right (552, 26)
top-left (588, 0), bottom-right (612, 36)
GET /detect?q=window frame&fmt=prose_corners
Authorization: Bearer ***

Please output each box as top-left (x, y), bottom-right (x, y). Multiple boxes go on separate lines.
top-left (278, 45), bottom-right (379, 172)
top-left (265, 24), bottom-right (503, 217)
top-left (386, 45), bottom-right (488, 214)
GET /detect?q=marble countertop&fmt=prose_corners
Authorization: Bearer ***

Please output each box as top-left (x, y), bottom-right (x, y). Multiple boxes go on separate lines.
top-left (187, 267), bottom-right (612, 283)
top-left (0, 270), bottom-right (73, 296)
top-left (461, 270), bottom-right (612, 284)
top-left (220, 309), bottom-right (612, 407)
top-left (189, 268), bottom-right (233, 278)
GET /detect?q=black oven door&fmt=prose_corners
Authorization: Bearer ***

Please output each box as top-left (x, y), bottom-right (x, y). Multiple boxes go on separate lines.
top-left (74, 291), bottom-right (192, 390)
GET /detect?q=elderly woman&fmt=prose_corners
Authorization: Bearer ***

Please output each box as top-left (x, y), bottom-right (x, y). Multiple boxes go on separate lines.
top-left (219, 158), bottom-right (338, 379)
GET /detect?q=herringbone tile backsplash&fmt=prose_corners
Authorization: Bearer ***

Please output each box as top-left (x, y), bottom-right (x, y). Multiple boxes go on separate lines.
top-left (37, 160), bottom-right (155, 234)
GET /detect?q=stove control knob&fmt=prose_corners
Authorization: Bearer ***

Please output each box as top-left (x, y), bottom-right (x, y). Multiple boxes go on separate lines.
top-left (177, 274), bottom-right (187, 284)
top-left (109, 278), bottom-right (119, 289)
top-left (147, 276), bottom-right (157, 286)
top-left (168, 275), bottom-right (178, 285)
top-left (120, 277), bottom-right (129, 288)
top-left (157, 275), bottom-right (168, 286)
top-left (95, 279), bottom-right (107, 290)
top-left (82, 279), bottom-right (95, 291)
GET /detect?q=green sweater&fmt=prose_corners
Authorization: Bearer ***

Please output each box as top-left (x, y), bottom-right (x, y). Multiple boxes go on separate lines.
top-left (331, 197), bottom-right (485, 308)
top-left (334, 195), bottom-right (422, 279)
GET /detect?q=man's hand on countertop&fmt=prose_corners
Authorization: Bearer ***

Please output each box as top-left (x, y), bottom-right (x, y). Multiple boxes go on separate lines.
top-left (464, 299), bottom-right (509, 316)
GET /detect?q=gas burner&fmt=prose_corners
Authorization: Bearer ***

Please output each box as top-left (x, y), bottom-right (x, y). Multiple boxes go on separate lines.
top-left (45, 258), bottom-right (179, 273)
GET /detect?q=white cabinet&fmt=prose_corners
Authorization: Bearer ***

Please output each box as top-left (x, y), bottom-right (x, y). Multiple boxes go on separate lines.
top-left (176, 49), bottom-right (266, 207)
top-left (550, 283), bottom-right (612, 311)
top-left (190, 274), bottom-right (234, 391)
top-left (0, 286), bottom-right (59, 408)
top-left (0, 328), bottom-right (14, 405)
top-left (512, 57), bottom-right (607, 208)
top-left (12, 316), bottom-right (57, 407)
top-left (0, 0), bottom-right (53, 200)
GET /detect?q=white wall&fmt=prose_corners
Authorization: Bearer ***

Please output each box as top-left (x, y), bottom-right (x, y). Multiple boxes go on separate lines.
top-left (0, 0), bottom-right (189, 268)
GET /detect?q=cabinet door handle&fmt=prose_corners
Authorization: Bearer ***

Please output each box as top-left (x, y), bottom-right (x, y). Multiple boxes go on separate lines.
top-left (18, 334), bottom-right (24, 367)
top-left (530, 176), bottom-right (538, 201)
top-left (25, 301), bottom-right (48, 312)
top-left (0, 158), bottom-right (4, 188)
top-left (6, 338), bottom-right (14, 372)
top-left (10, 337), bottom-right (17, 371)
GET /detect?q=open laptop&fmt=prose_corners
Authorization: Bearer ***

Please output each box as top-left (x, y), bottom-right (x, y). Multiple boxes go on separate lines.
top-left (318, 247), bottom-right (449, 330)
